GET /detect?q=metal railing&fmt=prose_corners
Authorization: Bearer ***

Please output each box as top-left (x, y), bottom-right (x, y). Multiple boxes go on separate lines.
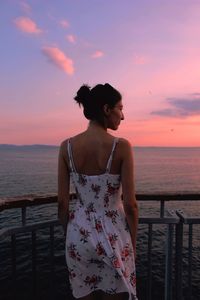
top-left (175, 209), bottom-right (200, 300)
top-left (1, 193), bottom-right (200, 220)
top-left (138, 211), bottom-right (180, 300)
top-left (0, 194), bottom-right (200, 300)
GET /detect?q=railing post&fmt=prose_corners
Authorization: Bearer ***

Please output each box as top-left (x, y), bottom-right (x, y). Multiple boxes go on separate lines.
top-left (175, 221), bottom-right (183, 300)
top-left (160, 200), bottom-right (165, 218)
top-left (50, 224), bottom-right (55, 289)
top-left (11, 234), bottom-right (16, 280)
top-left (147, 224), bottom-right (153, 300)
top-left (188, 224), bottom-right (193, 300)
top-left (32, 230), bottom-right (37, 295)
top-left (165, 224), bottom-right (173, 300)
top-left (22, 207), bottom-right (26, 226)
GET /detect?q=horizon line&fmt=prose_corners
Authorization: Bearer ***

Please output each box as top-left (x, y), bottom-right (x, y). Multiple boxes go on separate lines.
top-left (0, 144), bottom-right (200, 148)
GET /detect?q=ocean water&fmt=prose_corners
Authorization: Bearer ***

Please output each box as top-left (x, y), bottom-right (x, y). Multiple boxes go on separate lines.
top-left (0, 145), bottom-right (200, 299)
top-left (0, 145), bottom-right (200, 198)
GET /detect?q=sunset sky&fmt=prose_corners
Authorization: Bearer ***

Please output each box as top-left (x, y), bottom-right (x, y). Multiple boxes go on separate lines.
top-left (1, 0), bottom-right (200, 146)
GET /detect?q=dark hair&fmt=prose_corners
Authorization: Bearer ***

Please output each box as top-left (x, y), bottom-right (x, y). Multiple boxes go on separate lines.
top-left (74, 83), bottom-right (122, 123)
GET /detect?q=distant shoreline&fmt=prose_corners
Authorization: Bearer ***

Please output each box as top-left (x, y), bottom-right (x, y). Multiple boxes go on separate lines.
top-left (0, 144), bottom-right (58, 149)
top-left (0, 144), bottom-right (200, 149)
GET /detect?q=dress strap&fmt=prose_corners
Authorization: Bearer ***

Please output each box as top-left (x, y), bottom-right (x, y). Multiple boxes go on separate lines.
top-left (105, 138), bottom-right (119, 174)
top-left (67, 139), bottom-right (77, 173)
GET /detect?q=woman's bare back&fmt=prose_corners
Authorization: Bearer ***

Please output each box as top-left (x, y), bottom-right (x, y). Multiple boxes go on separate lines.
top-left (64, 129), bottom-right (122, 176)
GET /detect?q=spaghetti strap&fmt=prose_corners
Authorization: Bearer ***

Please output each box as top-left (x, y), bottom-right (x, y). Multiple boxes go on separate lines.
top-left (67, 139), bottom-right (77, 173)
top-left (105, 138), bottom-right (119, 173)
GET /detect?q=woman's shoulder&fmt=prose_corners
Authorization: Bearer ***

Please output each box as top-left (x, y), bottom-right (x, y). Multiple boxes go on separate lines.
top-left (108, 136), bottom-right (133, 160)
top-left (107, 132), bottom-right (130, 146)
top-left (60, 132), bottom-right (85, 147)
top-left (115, 137), bottom-right (132, 152)
top-left (59, 138), bottom-right (69, 151)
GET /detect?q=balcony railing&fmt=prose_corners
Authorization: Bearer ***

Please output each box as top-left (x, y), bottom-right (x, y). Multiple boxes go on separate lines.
top-left (0, 194), bottom-right (200, 300)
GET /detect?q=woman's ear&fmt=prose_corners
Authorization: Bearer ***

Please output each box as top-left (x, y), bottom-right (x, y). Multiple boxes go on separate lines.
top-left (103, 104), bottom-right (111, 116)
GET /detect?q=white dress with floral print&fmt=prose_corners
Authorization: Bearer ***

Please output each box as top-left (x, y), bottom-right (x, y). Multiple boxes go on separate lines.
top-left (66, 138), bottom-right (137, 300)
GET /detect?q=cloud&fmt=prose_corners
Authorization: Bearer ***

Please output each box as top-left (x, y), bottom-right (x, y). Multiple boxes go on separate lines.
top-left (91, 50), bottom-right (104, 58)
top-left (59, 19), bottom-right (69, 28)
top-left (133, 54), bottom-right (148, 65)
top-left (14, 17), bottom-right (42, 34)
top-left (20, 1), bottom-right (31, 14)
top-left (42, 47), bottom-right (74, 75)
top-left (151, 95), bottom-right (200, 118)
top-left (190, 93), bottom-right (200, 96)
top-left (66, 34), bottom-right (76, 44)
top-left (151, 108), bottom-right (176, 117)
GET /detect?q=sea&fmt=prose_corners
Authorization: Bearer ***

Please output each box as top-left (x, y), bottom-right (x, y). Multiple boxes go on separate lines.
top-left (0, 145), bottom-right (200, 299)
top-left (1, 144), bottom-right (200, 197)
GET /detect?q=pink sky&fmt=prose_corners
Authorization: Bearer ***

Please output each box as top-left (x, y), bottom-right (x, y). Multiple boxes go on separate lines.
top-left (1, 0), bottom-right (200, 146)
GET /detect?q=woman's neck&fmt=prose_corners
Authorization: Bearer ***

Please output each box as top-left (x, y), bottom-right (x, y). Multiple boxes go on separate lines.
top-left (87, 120), bottom-right (107, 133)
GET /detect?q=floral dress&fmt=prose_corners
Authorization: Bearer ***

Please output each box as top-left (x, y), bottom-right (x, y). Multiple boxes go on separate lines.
top-left (66, 138), bottom-right (137, 300)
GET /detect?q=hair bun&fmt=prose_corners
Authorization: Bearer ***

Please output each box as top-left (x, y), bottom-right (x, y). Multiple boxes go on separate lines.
top-left (104, 83), bottom-right (112, 89)
top-left (74, 84), bottom-right (91, 105)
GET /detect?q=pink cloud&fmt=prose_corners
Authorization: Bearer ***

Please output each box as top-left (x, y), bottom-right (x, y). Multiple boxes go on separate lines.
top-left (20, 1), bottom-right (31, 14)
top-left (133, 54), bottom-right (149, 65)
top-left (42, 46), bottom-right (74, 75)
top-left (59, 19), bottom-right (69, 28)
top-left (14, 17), bottom-right (42, 34)
top-left (66, 34), bottom-right (76, 44)
top-left (92, 50), bottom-right (104, 58)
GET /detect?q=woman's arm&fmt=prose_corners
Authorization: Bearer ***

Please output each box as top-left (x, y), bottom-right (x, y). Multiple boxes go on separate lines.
top-left (58, 141), bottom-right (70, 234)
top-left (120, 139), bottom-right (138, 257)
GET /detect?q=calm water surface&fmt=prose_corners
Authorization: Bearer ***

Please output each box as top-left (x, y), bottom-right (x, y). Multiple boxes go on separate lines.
top-left (0, 145), bottom-right (200, 197)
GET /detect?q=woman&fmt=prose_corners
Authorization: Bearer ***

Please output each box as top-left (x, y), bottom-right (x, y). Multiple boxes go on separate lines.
top-left (58, 83), bottom-right (138, 300)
